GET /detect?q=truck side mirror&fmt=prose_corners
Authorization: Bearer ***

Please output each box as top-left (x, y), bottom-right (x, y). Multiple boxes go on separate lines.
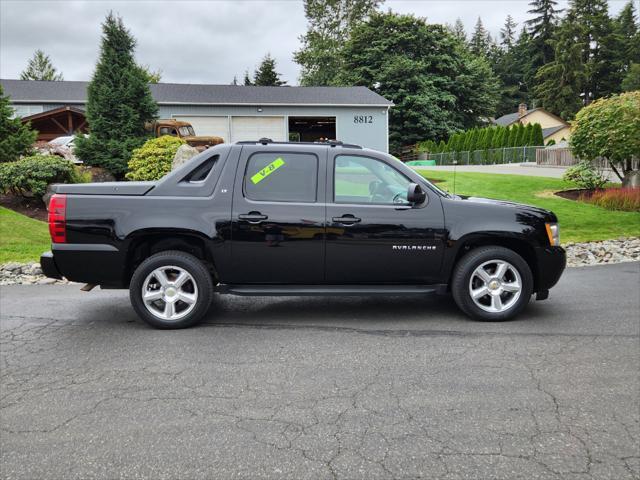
top-left (407, 183), bottom-right (426, 204)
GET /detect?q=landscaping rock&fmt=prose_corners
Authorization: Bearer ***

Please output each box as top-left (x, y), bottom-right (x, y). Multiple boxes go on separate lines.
top-left (1, 238), bottom-right (638, 286)
top-left (172, 145), bottom-right (200, 170)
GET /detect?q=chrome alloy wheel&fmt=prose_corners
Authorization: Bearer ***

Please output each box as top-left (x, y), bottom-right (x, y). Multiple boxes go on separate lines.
top-left (141, 266), bottom-right (198, 321)
top-left (468, 260), bottom-right (522, 313)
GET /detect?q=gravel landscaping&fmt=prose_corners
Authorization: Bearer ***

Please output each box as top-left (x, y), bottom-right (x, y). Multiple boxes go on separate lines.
top-left (1, 237), bottom-right (638, 285)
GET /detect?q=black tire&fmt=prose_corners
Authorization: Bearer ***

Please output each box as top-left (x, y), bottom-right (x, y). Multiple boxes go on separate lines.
top-left (129, 250), bottom-right (214, 329)
top-left (451, 246), bottom-right (533, 321)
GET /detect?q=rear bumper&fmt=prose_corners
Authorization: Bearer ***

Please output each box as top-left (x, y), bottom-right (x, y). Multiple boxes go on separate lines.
top-left (534, 246), bottom-right (566, 291)
top-left (41, 243), bottom-right (126, 287)
top-left (40, 251), bottom-right (63, 279)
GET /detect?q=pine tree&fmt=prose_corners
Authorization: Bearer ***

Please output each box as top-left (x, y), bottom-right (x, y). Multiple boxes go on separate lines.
top-left (615, 2), bottom-right (640, 71)
top-left (0, 85), bottom-right (37, 162)
top-left (484, 128), bottom-right (495, 150)
top-left (470, 17), bottom-right (490, 56)
top-left (243, 70), bottom-right (253, 86)
top-left (526, 0), bottom-right (562, 67)
top-left (74, 12), bottom-right (158, 176)
top-left (570, 0), bottom-right (620, 103)
top-left (231, 75), bottom-right (238, 85)
top-left (500, 15), bottom-right (518, 50)
top-left (452, 18), bottom-right (467, 43)
top-left (533, 10), bottom-right (585, 119)
top-left (493, 27), bottom-right (532, 117)
top-left (253, 54), bottom-right (286, 86)
top-left (20, 50), bottom-right (63, 81)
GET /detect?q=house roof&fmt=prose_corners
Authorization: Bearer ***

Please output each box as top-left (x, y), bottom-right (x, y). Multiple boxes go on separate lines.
top-left (542, 125), bottom-right (567, 138)
top-left (493, 107), bottom-right (569, 128)
top-left (0, 79), bottom-right (393, 107)
top-left (493, 108), bottom-right (540, 126)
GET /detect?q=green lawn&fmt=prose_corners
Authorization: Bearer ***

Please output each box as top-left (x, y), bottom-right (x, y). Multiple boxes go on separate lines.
top-left (0, 207), bottom-right (50, 264)
top-left (415, 169), bottom-right (640, 243)
top-left (0, 172), bottom-right (638, 264)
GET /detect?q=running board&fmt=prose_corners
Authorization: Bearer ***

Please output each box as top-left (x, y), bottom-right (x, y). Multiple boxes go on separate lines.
top-left (216, 284), bottom-right (447, 296)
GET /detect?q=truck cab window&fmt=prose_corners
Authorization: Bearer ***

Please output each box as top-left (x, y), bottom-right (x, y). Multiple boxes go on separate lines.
top-left (244, 152), bottom-right (318, 203)
top-left (334, 155), bottom-right (411, 204)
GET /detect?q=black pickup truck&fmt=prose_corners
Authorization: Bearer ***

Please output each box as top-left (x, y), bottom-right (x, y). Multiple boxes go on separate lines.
top-left (41, 140), bottom-right (566, 329)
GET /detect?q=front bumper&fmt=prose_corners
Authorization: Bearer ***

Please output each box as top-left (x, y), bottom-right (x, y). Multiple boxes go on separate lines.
top-left (40, 251), bottom-right (63, 279)
top-left (535, 245), bottom-right (566, 291)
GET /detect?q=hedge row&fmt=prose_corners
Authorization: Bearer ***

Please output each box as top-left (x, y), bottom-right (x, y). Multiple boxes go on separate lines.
top-left (417, 123), bottom-right (545, 154)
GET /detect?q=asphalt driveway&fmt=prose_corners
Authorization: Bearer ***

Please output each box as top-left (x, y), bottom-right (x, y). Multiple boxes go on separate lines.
top-left (1, 262), bottom-right (639, 479)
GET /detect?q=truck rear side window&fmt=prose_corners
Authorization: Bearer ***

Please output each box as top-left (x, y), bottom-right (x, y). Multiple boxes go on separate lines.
top-left (244, 153), bottom-right (318, 202)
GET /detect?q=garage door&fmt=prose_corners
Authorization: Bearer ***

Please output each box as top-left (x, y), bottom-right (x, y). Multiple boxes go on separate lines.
top-left (172, 116), bottom-right (229, 142)
top-left (231, 116), bottom-right (286, 143)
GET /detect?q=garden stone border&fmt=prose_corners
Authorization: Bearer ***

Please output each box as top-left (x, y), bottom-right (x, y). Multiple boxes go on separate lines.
top-left (1, 237), bottom-right (638, 285)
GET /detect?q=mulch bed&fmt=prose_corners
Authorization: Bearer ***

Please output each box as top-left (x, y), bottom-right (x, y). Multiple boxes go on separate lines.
top-left (0, 195), bottom-right (48, 221)
top-left (554, 188), bottom-right (598, 201)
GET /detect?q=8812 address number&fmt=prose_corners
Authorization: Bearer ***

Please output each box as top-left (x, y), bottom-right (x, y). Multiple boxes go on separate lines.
top-left (353, 115), bottom-right (373, 124)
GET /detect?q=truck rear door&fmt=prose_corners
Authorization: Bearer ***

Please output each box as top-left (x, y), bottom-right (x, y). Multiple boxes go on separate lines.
top-left (228, 145), bottom-right (327, 284)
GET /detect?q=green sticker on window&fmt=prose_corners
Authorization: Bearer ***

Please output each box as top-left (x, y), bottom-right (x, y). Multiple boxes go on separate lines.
top-left (251, 157), bottom-right (285, 184)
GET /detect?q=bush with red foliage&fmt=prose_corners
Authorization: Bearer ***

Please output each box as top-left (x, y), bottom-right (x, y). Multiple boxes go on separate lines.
top-left (581, 187), bottom-right (640, 212)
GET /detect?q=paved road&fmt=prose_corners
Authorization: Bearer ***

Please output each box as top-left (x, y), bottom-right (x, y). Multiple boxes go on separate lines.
top-left (1, 263), bottom-right (638, 480)
top-left (412, 163), bottom-right (621, 182)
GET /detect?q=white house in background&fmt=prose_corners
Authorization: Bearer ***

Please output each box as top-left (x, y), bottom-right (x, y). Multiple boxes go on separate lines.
top-left (1, 79), bottom-right (393, 152)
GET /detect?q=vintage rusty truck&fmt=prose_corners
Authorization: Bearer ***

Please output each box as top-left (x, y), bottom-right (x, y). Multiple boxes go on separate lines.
top-left (148, 119), bottom-right (224, 151)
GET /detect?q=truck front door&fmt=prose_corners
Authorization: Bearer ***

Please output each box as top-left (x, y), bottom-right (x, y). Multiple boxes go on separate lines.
top-left (229, 146), bottom-right (326, 284)
top-left (325, 152), bottom-right (445, 284)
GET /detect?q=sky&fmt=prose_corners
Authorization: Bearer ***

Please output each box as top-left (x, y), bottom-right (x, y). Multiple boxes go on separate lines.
top-left (0, 0), bottom-right (634, 85)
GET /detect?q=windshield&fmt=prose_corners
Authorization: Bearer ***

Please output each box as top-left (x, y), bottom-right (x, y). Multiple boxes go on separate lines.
top-left (49, 136), bottom-right (73, 146)
top-left (179, 126), bottom-right (196, 136)
top-left (388, 154), bottom-right (450, 197)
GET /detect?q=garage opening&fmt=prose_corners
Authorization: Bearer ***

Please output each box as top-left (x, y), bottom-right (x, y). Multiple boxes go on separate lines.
top-left (288, 116), bottom-right (336, 143)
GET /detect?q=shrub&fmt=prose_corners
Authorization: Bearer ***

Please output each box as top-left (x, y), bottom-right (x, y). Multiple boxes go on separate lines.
top-left (0, 155), bottom-right (79, 198)
top-left (582, 187), bottom-right (640, 212)
top-left (563, 160), bottom-right (608, 190)
top-left (125, 136), bottom-right (185, 181)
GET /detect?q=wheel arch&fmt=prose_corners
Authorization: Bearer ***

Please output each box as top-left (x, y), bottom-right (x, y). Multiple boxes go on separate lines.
top-left (448, 233), bottom-right (539, 291)
top-left (124, 229), bottom-right (218, 286)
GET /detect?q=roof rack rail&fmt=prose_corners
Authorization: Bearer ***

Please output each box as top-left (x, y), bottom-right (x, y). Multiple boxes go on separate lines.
top-left (236, 139), bottom-right (363, 149)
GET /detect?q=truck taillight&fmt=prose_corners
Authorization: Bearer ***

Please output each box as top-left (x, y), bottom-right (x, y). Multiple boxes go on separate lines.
top-left (48, 194), bottom-right (67, 243)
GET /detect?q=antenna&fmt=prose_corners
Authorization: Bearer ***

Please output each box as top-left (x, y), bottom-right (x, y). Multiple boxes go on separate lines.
top-left (452, 160), bottom-right (457, 196)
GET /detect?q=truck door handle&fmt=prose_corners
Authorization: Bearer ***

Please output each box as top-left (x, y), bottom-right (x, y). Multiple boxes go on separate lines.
top-left (239, 212), bottom-right (268, 223)
top-left (332, 215), bottom-right (361, 225)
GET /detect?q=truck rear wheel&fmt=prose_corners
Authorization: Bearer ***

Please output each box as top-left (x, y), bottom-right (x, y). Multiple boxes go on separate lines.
top-left (129, 250), bottom-right (213, 329)
top-left (451, 246), bottom-right (533, 321)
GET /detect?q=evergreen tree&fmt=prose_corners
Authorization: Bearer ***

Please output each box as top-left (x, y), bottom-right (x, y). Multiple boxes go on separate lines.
top-left (469, 17), bottom-right (490, 56)
top-left (531, 123), bottom-right (544, 145)
top-left (493, 27), bottom-right (532, 117)
top-left (622, 63), bottom-right (640, 91)
top-left (533, 10), bottom-right (585, 119)
top-left (526, 0), bottom-right (562, 67)
top-left (615, 2), bottom-right (640, 71)
top-left (500, 15), bottom-right (518, 50)
top-left (451, 18), bottom-right (467, 43)
top-left (253, 53), bottom-right (287, 86)
top-left (294, 0), bottom-right (381, 86)
top-left (437, 140), bottom-right (446, 152)
top-left (74, 13), bottom-right (158, 176)
top-left (231, 75), bottom-right (238, 85)
top-left (524, 123), bottom-right (534, 145)
top-left (569, 0), bottom-right (621, 103)
top-left (0, 85), bottom-right (37, 162)
top-left (243, 70), bottom-right (253, 86)
top-left (20, 50), bottom-right (63, 81)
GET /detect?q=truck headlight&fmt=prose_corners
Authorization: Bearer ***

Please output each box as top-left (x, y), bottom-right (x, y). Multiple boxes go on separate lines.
top-left (545, 223), bottom-right (560, 246)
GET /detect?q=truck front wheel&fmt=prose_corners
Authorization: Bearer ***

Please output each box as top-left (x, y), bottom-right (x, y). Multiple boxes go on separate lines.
top-left (129, 250), bottom-right (214, 329)
top-left (451, 246), bottom-right (533, 321)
